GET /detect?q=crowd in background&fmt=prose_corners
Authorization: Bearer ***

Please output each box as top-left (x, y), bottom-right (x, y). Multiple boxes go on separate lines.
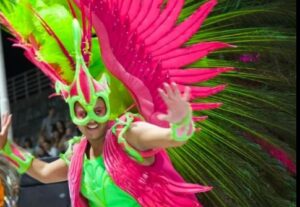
top-left (14, 107), bottom-right (79, 158)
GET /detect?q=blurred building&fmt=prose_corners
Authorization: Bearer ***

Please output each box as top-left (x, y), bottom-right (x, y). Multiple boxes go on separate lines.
top-left (7, 68), bottom-right (69, 141)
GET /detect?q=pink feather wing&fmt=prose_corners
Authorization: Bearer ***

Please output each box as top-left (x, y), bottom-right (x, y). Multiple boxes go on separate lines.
top-left (77, 0), bottom-right (232, 126)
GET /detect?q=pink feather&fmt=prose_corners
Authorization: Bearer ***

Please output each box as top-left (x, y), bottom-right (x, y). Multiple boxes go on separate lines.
top-left (102, 117), bottom-right (210, 207)
top-left (142, 0), bottom-right (184, 44)
top-left (77, 0), bottom-right (231, 126)
top-left (169, 67), bottom-right (234, 84)
top-left (78, 67), bottom-right (91, 103)
top-left (243, 133), bottom-right (296, 175)
top-left (145, 0), bottom-right (217, 54)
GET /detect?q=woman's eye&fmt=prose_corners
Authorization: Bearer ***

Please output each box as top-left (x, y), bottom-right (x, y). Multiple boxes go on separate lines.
top-left (95, 109), bottom-right (103, 115)
top-left (76, 111), bottom-right (87, 119)
top-left (94, 106), bottom-right (106, 115)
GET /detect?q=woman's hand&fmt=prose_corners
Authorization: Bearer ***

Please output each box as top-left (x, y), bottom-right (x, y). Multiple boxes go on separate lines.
top-left (0, 113), bottom-right (12, 149)
top-left (123, 82), bottom-right (193, 152)
top-left (157, 82), bottom-right (191, 124)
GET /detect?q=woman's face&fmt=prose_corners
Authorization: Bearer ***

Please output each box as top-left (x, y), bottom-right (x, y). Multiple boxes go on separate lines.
top-left (75, 99), bottom-right (108, 141)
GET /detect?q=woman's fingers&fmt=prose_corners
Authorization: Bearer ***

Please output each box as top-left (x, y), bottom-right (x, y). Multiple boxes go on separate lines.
top-left (171, 82), bottom-right (181, 97)
top-left (160, 82), bottom-right (191, 111)
top-left (158, 88), bottom-right (171, 105)
top-left (163, 83), bottom-right (175, 99)
top-left (5, 114), bottom-right (12, 129)
top-left (1, 114), bottom-right (12, 135)
top-left (164, 82), bottom-right (189, 101)
top-left (1, 113), bottom-right (8, 126)
top-left (1, 114), bottom-right (7, 134)
top-left (183, 86), bottom-right (191, 101)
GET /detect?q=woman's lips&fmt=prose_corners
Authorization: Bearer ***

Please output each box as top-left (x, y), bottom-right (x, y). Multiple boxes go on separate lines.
top-left (87, 123), bottom-right (99, 130)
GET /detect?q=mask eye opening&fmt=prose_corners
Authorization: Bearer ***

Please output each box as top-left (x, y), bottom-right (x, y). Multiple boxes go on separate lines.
top-left (94, 97), bottom-right (107, 117)
top-left (74, 101), bottom-right (88, 120)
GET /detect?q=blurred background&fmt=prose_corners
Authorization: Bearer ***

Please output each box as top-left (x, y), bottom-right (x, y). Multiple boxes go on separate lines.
top-left (0, 30), bottom-right (73, 207)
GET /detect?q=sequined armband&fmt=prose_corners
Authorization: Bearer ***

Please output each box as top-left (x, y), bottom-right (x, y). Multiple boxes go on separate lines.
top-left (0, 140), bottom-right (34, 174)
top-left (170, 109), bottom-right (195, 142)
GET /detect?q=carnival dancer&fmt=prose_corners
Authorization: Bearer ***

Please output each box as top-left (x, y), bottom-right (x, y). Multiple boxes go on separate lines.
top-left (0, 0), bottom-right (234, 205)
top-left (1, 0), bottom-right (296, 206)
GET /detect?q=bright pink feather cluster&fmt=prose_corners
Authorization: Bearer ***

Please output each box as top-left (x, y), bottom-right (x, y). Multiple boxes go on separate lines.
top-left (77, 0), bottom-right (233, 127)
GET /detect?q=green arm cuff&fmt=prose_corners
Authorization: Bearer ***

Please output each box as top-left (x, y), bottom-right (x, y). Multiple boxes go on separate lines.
top-left (170, 109), bottom-right (195, 142)
top-left (0, 140), bottom-right (34, 174)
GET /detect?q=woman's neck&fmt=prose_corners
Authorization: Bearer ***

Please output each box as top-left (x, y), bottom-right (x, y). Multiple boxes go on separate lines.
top-left (87, 138), bottom-right (104, 159)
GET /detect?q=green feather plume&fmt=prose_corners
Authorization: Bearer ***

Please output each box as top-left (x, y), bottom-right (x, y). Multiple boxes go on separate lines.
top-left (0, 0), bottom-right (133, 119)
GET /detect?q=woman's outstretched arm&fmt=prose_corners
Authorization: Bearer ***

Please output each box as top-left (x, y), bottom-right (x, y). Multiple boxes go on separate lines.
top-left (0, 114), bottom-right (68, 184)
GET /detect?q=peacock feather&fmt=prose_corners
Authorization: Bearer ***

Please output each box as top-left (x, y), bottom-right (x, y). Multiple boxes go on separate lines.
top-left (169, 0), bottom-right (296, 206)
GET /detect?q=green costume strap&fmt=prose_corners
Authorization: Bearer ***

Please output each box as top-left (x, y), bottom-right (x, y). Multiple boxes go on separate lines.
top-left (170, 108), bottom-right (195, 142)
top-left (59, 136), bottom-right (82, 166)
top-left (0, 140), bottom-right (34, 174)
top-left (112, 113), bottom-right (145, 163)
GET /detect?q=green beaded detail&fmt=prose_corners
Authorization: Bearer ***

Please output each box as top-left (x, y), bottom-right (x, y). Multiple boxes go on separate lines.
top-left (112, 113), bottom-right (145, 163)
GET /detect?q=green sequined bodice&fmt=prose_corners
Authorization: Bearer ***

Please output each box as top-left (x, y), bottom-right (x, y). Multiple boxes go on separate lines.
top-left (80, 155), bottom-right (140, 207)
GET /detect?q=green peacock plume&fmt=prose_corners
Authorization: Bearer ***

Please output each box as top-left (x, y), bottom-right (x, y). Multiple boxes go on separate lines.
top-left (170, 0), bottom-right (296, 206)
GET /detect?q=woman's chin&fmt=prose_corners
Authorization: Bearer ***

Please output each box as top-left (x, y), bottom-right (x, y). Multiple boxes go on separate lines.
top-left (86, 128), bottom-right (105, 141)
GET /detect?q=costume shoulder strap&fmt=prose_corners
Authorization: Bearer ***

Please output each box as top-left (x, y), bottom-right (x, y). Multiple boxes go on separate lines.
top-left (59, 136), bottom-right (82, 165)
